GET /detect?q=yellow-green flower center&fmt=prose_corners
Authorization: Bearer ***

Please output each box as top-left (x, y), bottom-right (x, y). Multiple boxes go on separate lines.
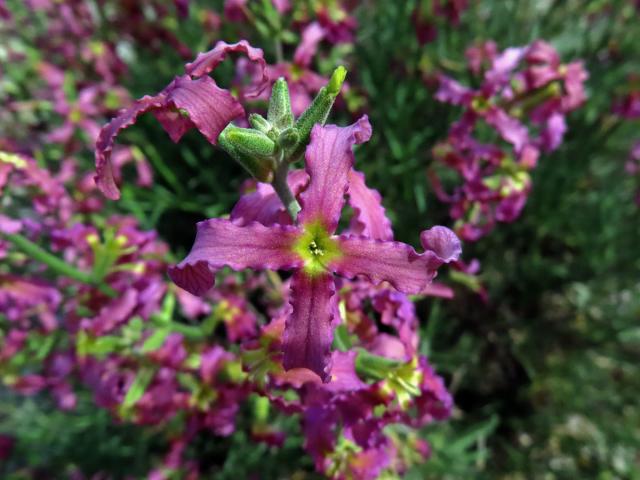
top-left (293, 220), bottom-right (342, 276)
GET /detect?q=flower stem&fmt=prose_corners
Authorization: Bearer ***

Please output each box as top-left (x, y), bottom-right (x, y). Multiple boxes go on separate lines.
top-left (274, 38), bottom-right (284, 64)
top-left (4, 233), bottom-right (116, 297)
top-left (272, 160), bottom-right (301, 221)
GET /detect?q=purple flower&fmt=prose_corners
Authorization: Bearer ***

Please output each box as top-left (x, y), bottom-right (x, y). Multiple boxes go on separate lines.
top-left (170, 117), bottom-right (461, 379)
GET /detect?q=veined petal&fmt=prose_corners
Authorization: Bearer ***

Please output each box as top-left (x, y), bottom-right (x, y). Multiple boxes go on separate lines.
top-left (298, 116), bottom-right (372, 234)
top-left (185, 40), bottom-right (268, 97)
top-left (346, 169), bottom-right (393, 241)
top-left (169, 219), bottom-right (302, 296)
top-left (283, 271), bottom-right (336, 381)
top-left (230, 169), bottom-right (309, 227)
top-left (331, 233), bottom-right (459, 294)
top-left (155, 75), bottom-right (244, 144)
top-left (95, 75), bottom-right (243, 200)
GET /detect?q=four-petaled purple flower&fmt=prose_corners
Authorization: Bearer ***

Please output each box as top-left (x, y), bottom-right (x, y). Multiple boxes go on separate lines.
top-left (169, 116), bottom-right (461, 380)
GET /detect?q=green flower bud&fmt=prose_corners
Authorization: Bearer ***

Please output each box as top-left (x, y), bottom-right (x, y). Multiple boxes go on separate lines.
top-left (289, 66), bottom-right (347, 161)
top-left (248, 113), bottom-right (272, 134)
top-left (278, 127), bottom-right (300, 151)
top-left (267, 77), bottom-right (294, 130)
top-left (219, 126), bottom-right (275, 183)
top-left (225, 126), bottom-right (276, 158)
top-left (327, 65), bottom-right (347, 95)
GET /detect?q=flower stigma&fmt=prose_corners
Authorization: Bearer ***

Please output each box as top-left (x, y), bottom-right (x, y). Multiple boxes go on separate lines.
top-left (292, 220), bottom-right (342, 277)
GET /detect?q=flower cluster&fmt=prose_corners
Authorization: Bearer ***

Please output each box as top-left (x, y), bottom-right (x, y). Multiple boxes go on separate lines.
top-left (3, 2), bottom-right (462, 469)
top-left (89, 31), bottom-right (462, 475)
top-left (431, 40), bottom-right (588, 241)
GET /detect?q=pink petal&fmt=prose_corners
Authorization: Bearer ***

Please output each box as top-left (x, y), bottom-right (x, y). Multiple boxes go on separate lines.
top-left (169, 219), bottom-right (302, 296)
top-left (283, 271), bottom-right (336, 381)
top-left (326, 350), bottom-right (367, 392)
top-left (346, 169), bottom-right (393, 241)
top-left (525, 40), bottom-right (560, 66)
top-left (230, 169), bottom-right (309, 227)
top-left (185, 40), bottom-right (268, 97)
top-left (155, 75), bottom-right (244, 144)
top-left (294, 22), bottom-right (325, 67)
top-left (0, 215), bottom-right (21, 234)
top-left (271, 0), bottom-right (290, 13)
top-left (420, 226), bottom-right (462, 263)
top-left (95, 75), bottom-right (243, 200)
top-left (435, 75), bottom-right (471, 105)
top-left (332, 228), bottom-right (460, 294)
top-left (485, 107), bottom-right (529, 152)
top-left (298, 116), bottom-right (372, 234)
top-left (421, 282), bottom-right (455, 299)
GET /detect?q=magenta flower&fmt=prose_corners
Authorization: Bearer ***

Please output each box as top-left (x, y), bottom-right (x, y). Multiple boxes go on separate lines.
top-left (169, 116), bottom-right (461, 379)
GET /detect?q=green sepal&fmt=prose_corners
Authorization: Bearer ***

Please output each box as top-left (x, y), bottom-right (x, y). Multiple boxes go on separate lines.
top-left (219, 125), bottom-right (276, 183)
top-left (354, 348), bottom-right (404, 381)
top-left (267, 77), bottom-right (294, 130)
top-left (249, 113), bottom-right (272, 134)
top-left (278, 127), bottom-right (300, 151)
top-left (225, 125), bottom-right (276, 158)
top-left (290, 66), bottom-right (347, 161)
top-left (119, 367), bottom-right (155, 417)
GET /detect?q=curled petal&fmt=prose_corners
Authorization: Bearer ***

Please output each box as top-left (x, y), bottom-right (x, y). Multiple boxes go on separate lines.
top-left (419, 226), bottom-right (462, 263)
top-left (230, 170), bottom-right (309, 227)
top-left (169, 219), bottom-right (302, 296)
top-left (298, 116), bottom-right (372, 234)
top-left (347, 169), bottom-right (393, 241)
top-left (95, 95), bottom-right (165, 199)
top-left (332, 236), bottom-right (450, 294)
top-left (283, 271), bottom-right (336, 381)
top-left (186, 40), bottom-right (268, 97)
top-left (95, 75), bottom-right (243, 200)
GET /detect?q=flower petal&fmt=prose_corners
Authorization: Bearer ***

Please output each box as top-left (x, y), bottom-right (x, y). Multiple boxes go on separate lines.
top-left (283, 271), bottom-right (336, 381)
top-left (95, 95), bottom-right (165, 200)
top-left (185, 40), bottom-right (268, 97)
top-left (298, 116), bottom-right (372, 234)
top-left (169, 219), bottom-right (302, 296)
top-left (229, 169), bottom-right (309, 227)
top-left (95, 75), bottom-right (243, 200)
top-left (155, 75), bottom-right (244, 144)
top-left (346, 169), bottom-right (393, 241)
top-left (294, 22), bottom-right (325, 68)
top-left (419, 226), bottom-right (462, 263)
top-left (332, 230), bottom-right (460, 294)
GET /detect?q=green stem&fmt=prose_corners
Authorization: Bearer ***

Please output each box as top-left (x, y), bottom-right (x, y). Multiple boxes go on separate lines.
top-left (4, 233), bottom-right (116, 296)
top-left (150, 314), bottom-right (204, 339)
top-left (274, 38), bottom-right (284, 64)
top-left (272, 160), bottom-right (301, 221)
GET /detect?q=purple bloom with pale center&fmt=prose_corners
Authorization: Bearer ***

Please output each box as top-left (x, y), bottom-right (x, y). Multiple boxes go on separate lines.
top-left (169, 116), bottom-right (461, 380)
